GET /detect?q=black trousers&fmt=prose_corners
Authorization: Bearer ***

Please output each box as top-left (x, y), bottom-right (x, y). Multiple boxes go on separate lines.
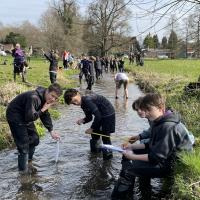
top-left (111, 149), bottom-right (173, 199)
top-left (90, 114), bottom-right (115, 153)
top-left (7, 121), bottom-right (39, 171)
top-left (49, 72), bottom-right (57, 83)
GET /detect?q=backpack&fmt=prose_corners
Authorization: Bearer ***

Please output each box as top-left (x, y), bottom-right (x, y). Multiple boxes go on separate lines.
top-left (174, 122), bottom-right (195, 151)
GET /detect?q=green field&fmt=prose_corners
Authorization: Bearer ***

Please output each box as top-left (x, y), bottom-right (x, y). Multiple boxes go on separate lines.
top-left (129, 59), bottom-right (200, 81)
top-left (0, 55), bottom-right (78, 87)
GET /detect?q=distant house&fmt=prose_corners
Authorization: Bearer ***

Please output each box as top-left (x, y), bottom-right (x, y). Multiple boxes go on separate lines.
top-left (145, 48), bottom-right (175, 59)
top-left (0, 43), bottom-right (14, 53)
top-left (187, 48), bottom-right (195, 58)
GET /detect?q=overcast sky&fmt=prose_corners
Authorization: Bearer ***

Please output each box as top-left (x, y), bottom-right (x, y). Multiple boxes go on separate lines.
top-left (0, 0), bottom-right (195, 41)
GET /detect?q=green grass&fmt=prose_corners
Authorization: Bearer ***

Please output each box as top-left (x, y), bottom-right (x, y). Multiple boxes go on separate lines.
top-left (0, 55), bottom-right (78, 150)
top-left (126, 59), bottom-right (200, 81)
top-left (0, 55), bottom-right (79, 88)
top-left (125, 58), bottom-right (200, 200)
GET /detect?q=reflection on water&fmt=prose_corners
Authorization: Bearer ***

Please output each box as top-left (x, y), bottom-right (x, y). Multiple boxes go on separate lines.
top-left (0, 73), bottom-right (154, 200)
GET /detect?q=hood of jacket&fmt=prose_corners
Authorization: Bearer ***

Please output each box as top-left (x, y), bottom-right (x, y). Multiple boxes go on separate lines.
top-left (35, 87), bottom-right (46, 104)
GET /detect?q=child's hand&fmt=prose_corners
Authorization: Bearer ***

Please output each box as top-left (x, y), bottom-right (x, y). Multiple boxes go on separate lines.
top-left (85, 128), bottom-right (93, 134)
top-left (128, 135), bottom-right (140, 143)
top-left (122, 150), bottom-right (135, 160)
top-left (50, 131), bottom-right (60, 140)
top-left (76, 118), bottom-right (84, 125)
top-left (41, 102), bottom-right (54, 112)
top-left (121, 143), bottom-right (132, 150)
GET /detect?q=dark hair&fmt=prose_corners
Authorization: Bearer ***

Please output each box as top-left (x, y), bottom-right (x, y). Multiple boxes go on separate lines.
top-left (48, 83), bottom-right (62, 96)
top-left (139, 93), bottom-right (165, 111)
top-left (132, 96), bottom-right (143, 111)
top-left (64, 88), bottom-right (79, 105)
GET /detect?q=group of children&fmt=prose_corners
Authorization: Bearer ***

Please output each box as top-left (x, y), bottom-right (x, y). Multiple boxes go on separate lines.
top-left (6, 75), bottom-right (192, 199)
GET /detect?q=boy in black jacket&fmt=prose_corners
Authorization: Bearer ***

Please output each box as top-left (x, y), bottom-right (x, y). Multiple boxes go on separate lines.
top-left (42, 49), bottom-right (59, 83)
top-left (64, 89), bottom-right (115, 160)
top-left (6, 83), bottom-right (62, 173)
top-left (111, 93), bottom-right (183, 200)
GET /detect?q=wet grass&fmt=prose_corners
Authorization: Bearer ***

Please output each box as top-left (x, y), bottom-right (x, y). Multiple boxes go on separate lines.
top-left (126, 59), bottom-right (200, 200)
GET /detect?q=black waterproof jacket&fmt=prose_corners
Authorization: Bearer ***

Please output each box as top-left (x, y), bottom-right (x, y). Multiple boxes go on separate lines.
top-left (6, 87), bottom-right (53, 132)
top-left (145, 112), bottom-right (182, 167)
top-left (44, 53), bottom-right (58, 72)
top-left (81, 94), bottom-right (115, 130)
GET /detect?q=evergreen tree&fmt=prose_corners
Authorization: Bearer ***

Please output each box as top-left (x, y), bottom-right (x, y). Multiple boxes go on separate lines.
top-left (153, 34), bottom-right (159, 49)
top-left (143, 33), bottom-right (154, 48)
top-left (5, 32), bottom-right (27, 47)
top-left (168, 30), bottom-right (178, 50)
top-left (161, 36), bottom-right (168, 49)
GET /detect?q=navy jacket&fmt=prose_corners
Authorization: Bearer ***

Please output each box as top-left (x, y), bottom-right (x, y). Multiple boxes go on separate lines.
top-left (44, 53), bottom-right (58, 72)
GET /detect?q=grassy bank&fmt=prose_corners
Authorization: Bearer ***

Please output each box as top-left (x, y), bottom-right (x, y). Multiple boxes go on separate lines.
top-left (0, 55), bottom-right (78, 150)
top-left (126, 59), bottom-right (200, 199)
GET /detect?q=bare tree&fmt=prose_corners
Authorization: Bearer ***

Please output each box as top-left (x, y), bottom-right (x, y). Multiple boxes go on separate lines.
top-left (51, 0), bottom-right (78, 34)
top-left (39, 8), bottom-right (66, 51)
top-left (85, 0), bottom-right (132, 56)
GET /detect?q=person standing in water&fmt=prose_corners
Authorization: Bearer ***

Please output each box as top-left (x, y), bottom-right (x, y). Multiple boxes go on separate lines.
top-left (6, 83), bottom-right (62, 173)
top-left (64, 89), bottom-right (115, 160)
top-left (114, 72), bottom-right (129, 99)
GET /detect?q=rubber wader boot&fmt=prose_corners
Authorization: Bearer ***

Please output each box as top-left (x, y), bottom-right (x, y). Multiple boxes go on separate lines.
top-left (90, 139), bottom-right (101, 153)
top-left (111, 176), bottom-right (134, 200)
top-left (102, 149), bottom-right (113, 160)
top-left (18, 152), bottom-right (28, 172)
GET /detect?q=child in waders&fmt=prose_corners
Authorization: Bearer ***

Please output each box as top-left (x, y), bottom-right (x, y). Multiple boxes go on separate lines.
top-left (6, 83), bottom-right (62, 174)
top-left (111, 93), bottom-right (184, 200)
top-left (114, 72), bottom-right (129, 99)
top-left (64, 89), bottom-right (115, 160)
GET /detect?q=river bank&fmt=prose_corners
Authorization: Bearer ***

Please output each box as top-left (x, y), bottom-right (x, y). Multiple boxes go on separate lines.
top-left (0, 56), bottom-right (78, 150)
top-left (126, 59), bottom-right (200, 199)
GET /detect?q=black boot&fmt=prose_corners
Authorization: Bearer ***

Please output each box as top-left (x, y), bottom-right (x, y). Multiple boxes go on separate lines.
top-left (138, 177), bottom-right (151, 200)
top-left (102, 149), bottom-right (113, 160)
top-left (111, 176), bottom-right (134, 200)
top-left (90, 139), bottom-right (101, 153)
top-left (18, 152), bottom-right (28, 172)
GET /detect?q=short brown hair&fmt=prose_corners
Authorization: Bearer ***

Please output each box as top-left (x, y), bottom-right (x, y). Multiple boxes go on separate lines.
top-left (132, 96), bottom-right (143, 111)
top-left (139, 93), bottom-right (165, 111)
top-left (48, 83), bottom-right (62, 96)
top-left (64, 88), bottom-right (79, 105)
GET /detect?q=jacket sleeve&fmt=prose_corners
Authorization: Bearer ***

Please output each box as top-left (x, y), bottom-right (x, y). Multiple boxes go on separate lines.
top-left (44, 53), bottom-right (52, 62)
top-left (40, 111), bottom-right (53, 132)
top-left (148, 126), bottom-right (176, 165)
top-left (83, 111), bottom-right (93, 123)
top-left (82, 100), bottom-right (101, 130)
top-left (91, 109), bottom-right (101, 130)
top-left (139, 128), bottom-right (151, 140)
top-left (24, 95), bottom-right (43, 122)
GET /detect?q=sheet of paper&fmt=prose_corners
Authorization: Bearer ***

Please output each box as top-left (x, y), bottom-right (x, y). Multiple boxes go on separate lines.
top-left (100, 144), bottom-right (124, 153)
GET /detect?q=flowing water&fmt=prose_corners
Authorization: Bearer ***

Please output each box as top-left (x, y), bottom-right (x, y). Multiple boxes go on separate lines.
top-left (0, 73), bottom-right (165, 200)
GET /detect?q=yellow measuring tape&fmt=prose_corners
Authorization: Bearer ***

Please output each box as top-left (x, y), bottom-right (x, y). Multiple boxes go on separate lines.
top-left (86, 131), bottom-right (131, 142)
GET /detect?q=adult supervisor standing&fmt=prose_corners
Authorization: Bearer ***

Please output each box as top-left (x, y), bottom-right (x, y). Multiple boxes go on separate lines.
top-left (6, 83), bottom-right (62, 173)
top-left (114, 72), bottom-right (129, 99)
top-left (64, 89), bottom-right (115, 160)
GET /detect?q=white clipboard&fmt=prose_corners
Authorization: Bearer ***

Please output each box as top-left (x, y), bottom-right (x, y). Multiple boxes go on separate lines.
top-left (100, 144), bottom-right (124, 153)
